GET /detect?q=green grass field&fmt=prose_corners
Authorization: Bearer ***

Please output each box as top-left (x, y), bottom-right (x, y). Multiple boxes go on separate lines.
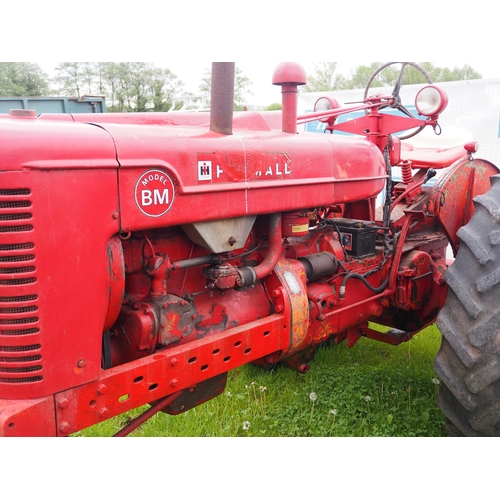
top-left (74, 323), bottom-right (446, 437)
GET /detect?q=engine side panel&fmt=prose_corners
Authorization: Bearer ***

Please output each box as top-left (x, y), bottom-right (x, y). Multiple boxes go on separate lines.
top-left (0, 171), bottom-right (119, 399)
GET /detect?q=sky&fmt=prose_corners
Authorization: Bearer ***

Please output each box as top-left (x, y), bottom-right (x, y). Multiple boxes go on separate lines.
top-left (7, 0), bottom-right (499, 108)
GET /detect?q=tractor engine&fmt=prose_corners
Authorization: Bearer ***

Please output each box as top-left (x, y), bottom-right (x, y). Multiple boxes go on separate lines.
top-left (108, 212), bottom-right (388, 373)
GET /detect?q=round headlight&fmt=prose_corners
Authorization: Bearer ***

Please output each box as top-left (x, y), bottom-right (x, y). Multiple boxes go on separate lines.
top-left (415, 85), bottom-right (448, 117)
top-left (314, 96), bottom-right (341, 123)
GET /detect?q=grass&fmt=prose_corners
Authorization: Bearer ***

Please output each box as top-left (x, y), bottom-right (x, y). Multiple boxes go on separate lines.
top-left (73, 324), bottom-right (446, 437)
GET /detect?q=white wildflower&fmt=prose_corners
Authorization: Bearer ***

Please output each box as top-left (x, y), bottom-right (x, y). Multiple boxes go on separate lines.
top-left (330, 409), bottom-right (337, 416)
top-left (259, 386), bottom-right (267, 392)
top-left (365, 395), bottom-right (371, 402)
top-left (432, 378), bottom-right (440, 385)
top-left (243, 421), bottom-right (251, 431)
top-left (309, 392), bottom-right (317, 402)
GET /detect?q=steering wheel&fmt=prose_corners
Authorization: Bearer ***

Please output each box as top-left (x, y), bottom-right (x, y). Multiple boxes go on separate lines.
top-left (363, 62), bottom-right (433, 140)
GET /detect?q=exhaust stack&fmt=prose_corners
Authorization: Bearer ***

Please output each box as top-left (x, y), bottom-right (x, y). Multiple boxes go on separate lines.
top-left (210, 62), bottom-right (235, 135)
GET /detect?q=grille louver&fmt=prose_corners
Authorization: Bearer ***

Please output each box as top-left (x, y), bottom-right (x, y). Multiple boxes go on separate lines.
top-left (0, 188), bottom-right (42, 385)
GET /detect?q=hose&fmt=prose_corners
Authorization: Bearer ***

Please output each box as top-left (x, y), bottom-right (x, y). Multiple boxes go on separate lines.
top-left (339, 273), bottom-right (390, 299)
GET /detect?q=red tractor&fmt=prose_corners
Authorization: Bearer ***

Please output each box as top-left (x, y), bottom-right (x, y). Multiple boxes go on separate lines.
top-left (0, 62), bottom-right (497, 437)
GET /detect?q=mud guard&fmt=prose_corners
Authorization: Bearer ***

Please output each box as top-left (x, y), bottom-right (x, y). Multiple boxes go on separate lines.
top-left (431, 158), bottom-right (500, 256)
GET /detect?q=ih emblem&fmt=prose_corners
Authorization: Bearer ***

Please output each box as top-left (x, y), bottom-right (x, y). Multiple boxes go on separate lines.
top-left (198, 160), bottom-right (212, 180)
top-left (135, 169), bottom-right (175, 217)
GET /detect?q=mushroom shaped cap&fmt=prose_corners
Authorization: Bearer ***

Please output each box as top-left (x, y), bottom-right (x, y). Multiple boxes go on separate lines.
top-left (272, 62), bottom-right (307, 86)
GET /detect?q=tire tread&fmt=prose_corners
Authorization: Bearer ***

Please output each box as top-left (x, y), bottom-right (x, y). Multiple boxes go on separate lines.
top-left (435, 174), bottom-right (500, 436)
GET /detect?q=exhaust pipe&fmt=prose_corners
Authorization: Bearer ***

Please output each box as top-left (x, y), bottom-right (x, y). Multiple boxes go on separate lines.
top-left (210, 62), bottom-right (235, 135)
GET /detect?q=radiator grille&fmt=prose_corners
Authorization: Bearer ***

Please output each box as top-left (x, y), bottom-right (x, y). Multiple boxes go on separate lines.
top-left (0, 278), bottom-right (37, 286)
top-left (1, 328), bottom-right (39, 336)
top-left (0, 243), bottom-right (34, 251)
top-left (0, 213), bottom-right (32, 221)
top-left (0, 266), bottom-right (36, 274)
top-left (0, 187), bottom-right (42, 386)
top-left (0, 201), bottom-right (31, 210)
top-left (0, 294), bottom-right (38, 302)
top-left (0, 354), bottom-right (41, 362)
top-left (0, 344), bottom-right (41, 352)
top-left (0, 189), bottom-right (31, 196)
top-left (0, 255), bottom-right (35, 263)
top-left (0, 225), bottom-right (34, 233)
top-left (0, 306), bottom-right (38, 314)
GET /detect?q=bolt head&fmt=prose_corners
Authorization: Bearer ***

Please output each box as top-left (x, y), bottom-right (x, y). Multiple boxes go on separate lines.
top-left (57, 398), bottom-right (69, 409)
top-left (59, 422), bottom-right (71, 433)
top-left (98, 407), bottom-right (109, 419)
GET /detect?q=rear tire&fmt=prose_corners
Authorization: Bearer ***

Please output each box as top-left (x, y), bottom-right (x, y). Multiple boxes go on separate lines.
top-left (435, 174), bottom-right (500, 436)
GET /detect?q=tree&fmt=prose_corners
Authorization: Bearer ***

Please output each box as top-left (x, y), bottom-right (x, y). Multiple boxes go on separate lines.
top-left (53, 62), bottom-right (84, 95)
top-left (104, 62), bottom-right (184, 112)
top-left (426, 63), bottom-right (482, 82)
top-left (347, 62), bottom-right (390, 89)
top-left (234, 67), bottom-right (253, 110)
top-left (198, 65), bottom-right (253, 110)
top-left (303, 63), bottom-right (347, 92)
top-left (93, 62), bottom-right (108, 95)
top-left (52, 62), bottom-right (184, 112)
top-left (264, 103), bottom-right (282, 110)
top-left (0, 63), bottom-right (50, 96)
top-left (147, 66), bottom-right (184, 112)
top-left (80, 62), bottom-right (97, 94)
top-left (346, 62), bottom-right (483, 90)
top-left (120, 62), bottom-right (150, 112)
top-left (198, 68), bottom-right (211, 94)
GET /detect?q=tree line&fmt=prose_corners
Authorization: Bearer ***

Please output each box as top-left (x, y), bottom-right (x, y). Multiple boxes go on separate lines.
top-left (303, 62), bottom-right (483, 92)
top-left (0, 62), bottom-right (484, 112)
top-left (0, 62), bottom-right (256, 112)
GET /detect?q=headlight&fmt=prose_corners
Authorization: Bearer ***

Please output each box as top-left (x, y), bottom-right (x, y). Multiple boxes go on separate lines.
top-left (314, 96), bottom-right (340, 123)
top-left (415, 85), bottom-right (448, 117)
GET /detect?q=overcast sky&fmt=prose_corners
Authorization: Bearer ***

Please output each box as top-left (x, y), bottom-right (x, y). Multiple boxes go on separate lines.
top-left (8, 1), bottom-right (500, 106)
top-left (8, 0), bottom-right (497, 108)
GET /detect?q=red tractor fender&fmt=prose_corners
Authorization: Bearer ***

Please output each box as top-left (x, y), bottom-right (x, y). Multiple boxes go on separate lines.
top-left (431, 157), bottom-right (500, 256)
